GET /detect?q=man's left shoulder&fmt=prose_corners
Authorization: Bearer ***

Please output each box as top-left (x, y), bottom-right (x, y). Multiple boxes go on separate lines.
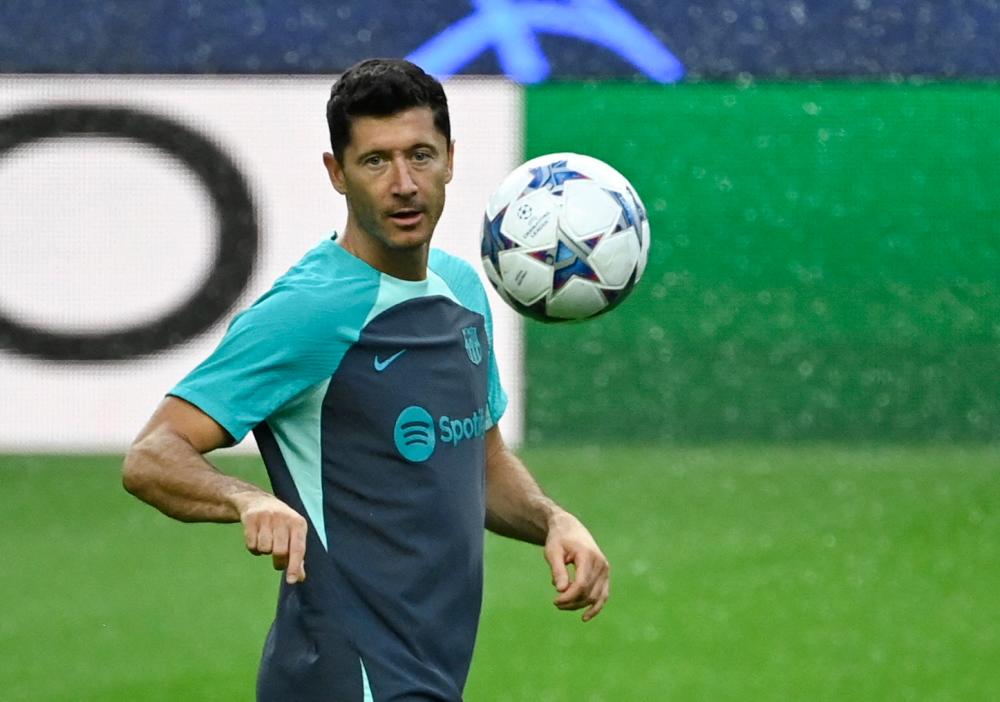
top-left (428, 248), bottom-right (493, 317)
top-left (428, 248), bottom-right (487, 294)
top-left (429, 248), bottom-right (479, 281)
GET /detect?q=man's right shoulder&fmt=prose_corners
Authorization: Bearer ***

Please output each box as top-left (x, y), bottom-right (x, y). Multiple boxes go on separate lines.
top-left (230, 238), bottom-right (381, 337)
top-left (274, 236), bottom-right (372, 292)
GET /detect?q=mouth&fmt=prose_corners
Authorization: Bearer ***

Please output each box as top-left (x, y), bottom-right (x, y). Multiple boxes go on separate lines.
top-left (388, 208), bottom-right (424, 227)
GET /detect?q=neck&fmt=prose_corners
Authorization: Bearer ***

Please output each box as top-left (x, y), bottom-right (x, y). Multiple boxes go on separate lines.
top-left (338, 224), bottom-right (428, 281)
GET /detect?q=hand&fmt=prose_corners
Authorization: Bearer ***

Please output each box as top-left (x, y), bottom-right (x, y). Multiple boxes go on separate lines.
top-left (543, 511), bottom-right (610, 621)
top-left (237, 493), bottom-right (308, 584)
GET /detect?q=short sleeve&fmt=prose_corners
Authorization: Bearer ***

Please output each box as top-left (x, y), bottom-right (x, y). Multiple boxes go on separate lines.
top-left (170, 275), bottom-right (377, 442)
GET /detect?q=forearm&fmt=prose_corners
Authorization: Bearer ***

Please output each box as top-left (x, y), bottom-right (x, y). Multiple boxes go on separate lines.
top-left (484, 438), bottom-right (564, 545)
top-left (483, 427), bottom-right (610, 620)
top-left (122, 427), bottom-right (268, 523)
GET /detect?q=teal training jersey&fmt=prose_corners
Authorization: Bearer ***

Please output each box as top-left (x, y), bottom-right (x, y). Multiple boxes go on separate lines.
top-left (170, 235), bottom-right (507, 702)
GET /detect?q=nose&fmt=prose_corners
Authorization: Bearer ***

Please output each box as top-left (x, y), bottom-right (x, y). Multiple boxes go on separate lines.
top-left (389, 156), bottom-right (418, 197)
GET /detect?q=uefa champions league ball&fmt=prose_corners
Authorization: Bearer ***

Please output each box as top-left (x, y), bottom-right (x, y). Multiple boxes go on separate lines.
top-left (481, 152), bottom-right (651, 322)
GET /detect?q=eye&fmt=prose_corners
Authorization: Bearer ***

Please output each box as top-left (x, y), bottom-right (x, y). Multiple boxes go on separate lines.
top-left (363, 154), bottom-right (384, 167)
top-left (413, 150), bottom-right (433, 163)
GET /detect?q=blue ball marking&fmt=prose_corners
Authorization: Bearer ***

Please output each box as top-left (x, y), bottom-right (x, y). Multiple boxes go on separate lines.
top-left (527, 160), bottom-right (589, 193)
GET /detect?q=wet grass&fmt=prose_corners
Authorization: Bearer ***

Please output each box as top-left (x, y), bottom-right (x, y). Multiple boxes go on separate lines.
top-left (1, 444), bottom-right (997, 701)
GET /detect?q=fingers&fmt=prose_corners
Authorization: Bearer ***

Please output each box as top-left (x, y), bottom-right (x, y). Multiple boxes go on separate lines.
top-left (552, 549), bottom-right (610, 621)
top-left (286, 520), bottom-right (307, 584)
top-left (582, 580), bottom-right (610, 622)
top-left (270, 521), bottom-right (290, 570)
top-left (553, 556), bottom-right (590, 608)
top-left (553, 549), bottom-right (596, 607)
top-left (241, 497), bottom-right (308, 584)
top-left (545, 543), bottom-right (571, 592)
top-left (256, 523), bottom-right (274, 557)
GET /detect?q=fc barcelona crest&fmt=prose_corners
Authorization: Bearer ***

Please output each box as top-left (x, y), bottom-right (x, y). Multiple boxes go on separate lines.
top-left (462, 326), bottom-right (482, 365)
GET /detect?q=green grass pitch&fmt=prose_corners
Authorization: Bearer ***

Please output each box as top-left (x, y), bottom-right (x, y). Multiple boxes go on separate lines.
top-left (1, 444), bottom-right (997, 701)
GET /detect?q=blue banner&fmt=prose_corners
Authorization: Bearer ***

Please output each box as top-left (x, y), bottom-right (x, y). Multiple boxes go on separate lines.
top-left (1, 0), bottom-right (998, 80)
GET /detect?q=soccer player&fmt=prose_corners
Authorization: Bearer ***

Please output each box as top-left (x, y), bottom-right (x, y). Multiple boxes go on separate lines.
top-left (122, 58), bottom-right (609, 701)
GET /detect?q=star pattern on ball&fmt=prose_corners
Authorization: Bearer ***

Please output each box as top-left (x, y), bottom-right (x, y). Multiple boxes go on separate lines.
top-left (551, 239), bottom-right (601, 292)
top-left (481, 210), bottom-right (518, 265)
top-left (527, 160), bottom-right (590, 194)
top-left (609, 188), bottom-right (645, 246)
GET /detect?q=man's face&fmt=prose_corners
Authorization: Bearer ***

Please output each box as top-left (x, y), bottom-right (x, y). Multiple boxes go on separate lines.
top-left (326, 107), bottom-right (453, 252)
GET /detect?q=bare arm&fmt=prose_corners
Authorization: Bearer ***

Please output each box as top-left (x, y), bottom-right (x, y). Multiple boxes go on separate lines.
top-left (122, 396), bottom-right (307, 583)
top-left (484, 425), bottom-right (559, 544)
top-left (485, 426), bottom-right (610, 621)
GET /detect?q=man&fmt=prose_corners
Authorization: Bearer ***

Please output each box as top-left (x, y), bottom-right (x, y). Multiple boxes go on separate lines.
top-left (122, 58), bottom-right (609, 701)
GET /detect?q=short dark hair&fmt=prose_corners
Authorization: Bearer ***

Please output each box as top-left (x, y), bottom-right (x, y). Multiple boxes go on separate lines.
top-left (326, 58), bottom-right (451, 163)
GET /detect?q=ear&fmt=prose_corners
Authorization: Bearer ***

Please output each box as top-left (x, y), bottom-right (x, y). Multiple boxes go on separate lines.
top-left (444, 140), bottom-right (455, 184)
top-left (323, 152), bottom-right (347, 195)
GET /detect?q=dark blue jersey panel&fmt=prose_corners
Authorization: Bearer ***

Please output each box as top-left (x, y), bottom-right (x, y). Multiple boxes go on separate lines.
top-left (318, 295), bottom-right (489, 701)
top-left (254, 424), bottom-right (368, 702)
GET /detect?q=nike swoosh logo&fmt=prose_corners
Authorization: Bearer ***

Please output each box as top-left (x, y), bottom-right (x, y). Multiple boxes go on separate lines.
top-left (374, 350), bottom-right (406, 372)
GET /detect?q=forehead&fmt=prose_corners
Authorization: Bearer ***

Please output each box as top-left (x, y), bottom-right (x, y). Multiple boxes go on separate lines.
top-left (345, 107), bottom-right (447, 155)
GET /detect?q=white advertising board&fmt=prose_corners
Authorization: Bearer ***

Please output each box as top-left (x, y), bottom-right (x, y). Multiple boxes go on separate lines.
top-left (0, 76), bottom-right (523, 452)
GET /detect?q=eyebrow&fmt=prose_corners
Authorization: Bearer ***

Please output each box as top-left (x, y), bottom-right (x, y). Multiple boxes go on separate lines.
top-left (355, 142), bottom-right (440, 163)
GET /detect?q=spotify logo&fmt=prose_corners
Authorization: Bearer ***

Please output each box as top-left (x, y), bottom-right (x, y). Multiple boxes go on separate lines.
top-left (392, 404), bottom-right (491, 462)
top-left (393, 406), bottom-right (436, 463)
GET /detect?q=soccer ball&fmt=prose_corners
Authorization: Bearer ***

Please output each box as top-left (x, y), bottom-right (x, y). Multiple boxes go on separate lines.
top-left (481, 152), bottom-right (650, 322)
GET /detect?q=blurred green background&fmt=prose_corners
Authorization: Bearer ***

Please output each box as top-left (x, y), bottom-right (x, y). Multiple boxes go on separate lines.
top-left (525, 82), bottom-right (1000, 443)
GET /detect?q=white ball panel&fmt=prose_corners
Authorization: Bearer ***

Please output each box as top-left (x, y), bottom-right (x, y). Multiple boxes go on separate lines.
top-left (588, 229), bottom-right (641, 288)
top-left (486, 167), bottom-right (534, 219)
top-left (546, 278), bottom-right (609, 319)
top-left (498, 249), bottom-right (553, 306)
top-left (499, 189), bottom-right (560, 249)
top-left (560, 180), bottom-right (621, 241)
top-left (565, 153), bottom-right (633, 193)
top-left (482, 255), bottom-right (503, 288)
top-left (521, 151), bottom-right (579, 171)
